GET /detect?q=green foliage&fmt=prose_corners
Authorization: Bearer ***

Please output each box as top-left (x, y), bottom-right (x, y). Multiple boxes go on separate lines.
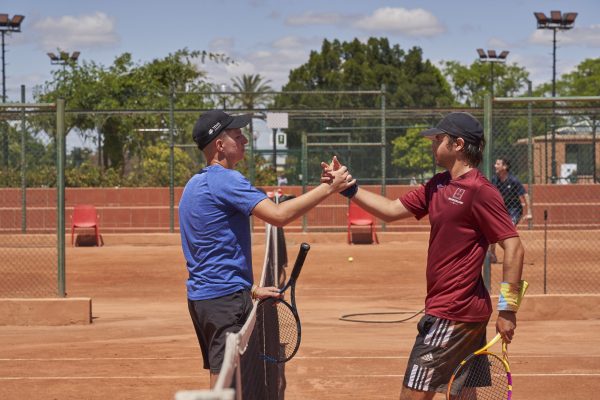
top-left (391, 128), bottom-right (434, 178)
top-left (443, 60), bottom-right (529, 106)
top-left (136, 143), bottom-right (197, 186)
top-left (237, 152), bottom-right (276, 187)
top-left (33, 48), bottom-right (222, 183)
top-left (275, 37), bottom-right (454, 150)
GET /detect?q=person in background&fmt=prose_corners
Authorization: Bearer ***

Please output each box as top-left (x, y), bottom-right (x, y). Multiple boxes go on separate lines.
top-left (322, 112), bottom-right (525, 400)
top-left (489, 158), bottom-right (532, 263)
top-left (179, 109), bottom-right (353, 388)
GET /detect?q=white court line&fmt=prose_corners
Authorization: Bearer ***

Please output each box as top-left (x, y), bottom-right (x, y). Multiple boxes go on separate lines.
top-left (0, 357), bottom-right (198, 361)
top-left (2, 355), bottom-right (600, 361)
top-left (0, 376), bottom-right (201, 380)
top-left (1, 373), bottom-right (599, 381)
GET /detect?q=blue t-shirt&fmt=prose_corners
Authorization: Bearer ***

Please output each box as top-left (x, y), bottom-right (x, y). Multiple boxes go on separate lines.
top-left (178, 165), bottom-right (267, 300)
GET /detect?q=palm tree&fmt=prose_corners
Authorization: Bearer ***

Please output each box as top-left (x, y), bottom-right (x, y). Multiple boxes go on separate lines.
top-left (231, 74), bottom-right (273, 183)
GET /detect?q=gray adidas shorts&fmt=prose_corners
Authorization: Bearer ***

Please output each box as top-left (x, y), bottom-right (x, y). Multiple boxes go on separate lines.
top-left (403, 314), bottom-right (488, 394)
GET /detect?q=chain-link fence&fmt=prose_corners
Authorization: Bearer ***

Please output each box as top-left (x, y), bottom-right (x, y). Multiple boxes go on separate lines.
top-left (0, 98), bottom-right (64, 298)
top-left (486, 95), bottom-right (600, 295)
top-left (1, 89), bottom-right (598, 296)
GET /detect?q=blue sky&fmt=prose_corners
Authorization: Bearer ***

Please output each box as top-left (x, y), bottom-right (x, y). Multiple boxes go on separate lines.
top-left (3, 0), bottom-right (600, 103)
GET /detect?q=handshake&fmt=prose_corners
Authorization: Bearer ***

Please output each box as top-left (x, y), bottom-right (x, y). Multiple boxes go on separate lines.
top-left (320, 156), bottom-right (358, 198)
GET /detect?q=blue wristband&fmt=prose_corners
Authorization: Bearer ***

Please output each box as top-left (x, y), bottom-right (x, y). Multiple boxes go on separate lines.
top-left (340, 183), bottom-right (358, 198)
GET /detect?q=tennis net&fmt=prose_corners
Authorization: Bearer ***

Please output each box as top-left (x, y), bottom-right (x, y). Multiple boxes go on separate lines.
top-left (175, 219), bottom-right (288, 400)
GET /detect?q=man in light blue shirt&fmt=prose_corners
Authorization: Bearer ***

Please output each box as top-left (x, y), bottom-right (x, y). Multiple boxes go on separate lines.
top-left (179, 109), bottom-right (353, 387)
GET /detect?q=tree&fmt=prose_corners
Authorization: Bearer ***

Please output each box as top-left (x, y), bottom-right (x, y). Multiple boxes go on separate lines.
top-left (273, 37), bottom-right (453, 183)
top-left (230, 74), bottom-right (273, 183)
top-left (34, 49), bottom-right (230, 186)
top-left (391, 127), bottom-right (434, 181)
top-left (442, 60), bottom-right (530, 107)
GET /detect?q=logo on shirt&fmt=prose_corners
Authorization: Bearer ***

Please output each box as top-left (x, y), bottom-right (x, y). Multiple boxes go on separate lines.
top-left (448, 188), bottom-right (465, 205)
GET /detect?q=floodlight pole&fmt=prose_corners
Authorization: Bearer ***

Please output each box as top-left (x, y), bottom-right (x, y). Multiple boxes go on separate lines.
top-left (534, 10), bottom-right (577, 183)
top-left (476, 49), bottom-right (509, 100)
top-left (1, 13), bottom-right (25, 168)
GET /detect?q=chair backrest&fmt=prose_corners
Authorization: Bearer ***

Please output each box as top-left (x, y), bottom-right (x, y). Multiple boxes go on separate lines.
top-left (72, 204), bottom-right (98, 224)
top-left (348, 202), bottom-right (375, 223)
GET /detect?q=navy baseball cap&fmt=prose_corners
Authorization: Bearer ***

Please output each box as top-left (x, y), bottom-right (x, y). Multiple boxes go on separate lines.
top-left (192, 110), bottom-right (251, 150)
top-left (420, 112), bottom-right (483, 144)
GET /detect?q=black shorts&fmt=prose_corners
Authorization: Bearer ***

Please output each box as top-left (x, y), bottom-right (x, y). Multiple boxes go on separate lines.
top-left (403, 314), bottom-right (488, 394)
top-left (188, 290), bottom-right (253, 373)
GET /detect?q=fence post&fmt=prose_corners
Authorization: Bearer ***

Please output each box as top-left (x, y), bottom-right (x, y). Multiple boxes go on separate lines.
top-left (527, 80), bottom-right (534, 230)
top-left (20, 85), bottom-right (26, 233)
top-left (483, 94), bottom-right (492, 290)
top-left (56, 98), bottom-right (66, 298)
top-left (380, 83), bottom-right (386, 232)
top-left (169, 86), bottom-right (175, 233)
top-left (301, 132), bottom-right (307, 232)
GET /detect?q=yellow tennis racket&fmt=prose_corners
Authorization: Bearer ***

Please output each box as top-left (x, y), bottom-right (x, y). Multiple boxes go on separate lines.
top-left (446, 280), bottom-right (529, 400)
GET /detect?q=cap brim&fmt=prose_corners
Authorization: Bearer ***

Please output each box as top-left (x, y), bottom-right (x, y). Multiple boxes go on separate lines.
top-left (226, 114), bottom-right (252, 129)
top-left (419, 127), bottom-right (444, 138)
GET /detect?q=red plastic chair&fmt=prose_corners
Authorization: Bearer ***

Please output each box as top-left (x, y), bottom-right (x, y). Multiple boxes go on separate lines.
top-left (71, 205), bottom-right (101, 246)
top-left (347, 202), bottom-right (378, 244)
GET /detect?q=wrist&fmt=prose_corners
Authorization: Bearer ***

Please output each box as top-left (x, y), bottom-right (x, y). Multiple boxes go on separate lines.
top-left (251, 285), bottom-right (258, 300)
top-left (340, 183), bottom-right (358, 198)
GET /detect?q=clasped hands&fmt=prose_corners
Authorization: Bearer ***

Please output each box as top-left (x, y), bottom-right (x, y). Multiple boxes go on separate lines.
top-left (321, 156), bottom-right (355, 193)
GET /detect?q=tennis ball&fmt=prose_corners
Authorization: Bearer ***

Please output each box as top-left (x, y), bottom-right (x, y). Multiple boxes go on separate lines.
top-left (348, 256), bottom-right (354, 262)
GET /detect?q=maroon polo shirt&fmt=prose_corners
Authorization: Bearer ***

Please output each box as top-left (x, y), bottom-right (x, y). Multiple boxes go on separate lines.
top-left (400, 169), bottom-right (518, 322)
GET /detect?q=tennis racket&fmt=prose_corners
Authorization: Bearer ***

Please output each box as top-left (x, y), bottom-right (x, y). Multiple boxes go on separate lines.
top-left (446, 280), bottom-right (529, 400)
top-left (257, 242), bottom-right (310, 363)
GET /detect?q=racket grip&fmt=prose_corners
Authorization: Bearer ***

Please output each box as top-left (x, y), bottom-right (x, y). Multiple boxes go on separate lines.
top-left (289, 243), bottom-right (310, 284)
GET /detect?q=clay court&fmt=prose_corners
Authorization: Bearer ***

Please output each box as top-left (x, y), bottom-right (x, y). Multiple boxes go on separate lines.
top-left (1, 231), bottom-right (599, 400)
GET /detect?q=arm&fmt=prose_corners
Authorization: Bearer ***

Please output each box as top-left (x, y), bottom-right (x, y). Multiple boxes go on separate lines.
top-left (320, 156), bottom-right (414, 222)
top-left (494, 235), bottom-right (525, 343)
top-left (520, 193), bottom-right (532, 220)
top-left (351, 188), bottom-right (414, 223)
top-left (253, 167), bottom-right (353, 227)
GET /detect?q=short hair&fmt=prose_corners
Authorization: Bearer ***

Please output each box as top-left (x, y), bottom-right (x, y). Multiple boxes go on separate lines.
top-left (446, 135), bottom-right (486, 167)
top-left (498, 158), bottom-right (511, 172)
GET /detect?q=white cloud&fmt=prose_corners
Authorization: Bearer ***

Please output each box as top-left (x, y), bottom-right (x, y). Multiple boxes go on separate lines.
top-left (32, 12), bottom-right (119, 50)
top-left (286, 12), bottom-right (344, 26)
top-left (200, 35), bottom-right (318, 90)
top-left (529, 25), bottom-right (600, 47)
top-left (353, 7), bottom-right (445, 37)
top-left (209, 37), bottom-right (235, 53)
top-left (487, 37), bottom-right (511, 50)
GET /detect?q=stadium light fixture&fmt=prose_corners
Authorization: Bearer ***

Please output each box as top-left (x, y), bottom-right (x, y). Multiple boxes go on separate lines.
top-left (48, 50), bottom-right (81, 71)
top-left (0, 13), bottom-right (25, 103)
top-left (476, 48), bottom-right (509, 99)
top-left (534, 10), bottom-right (577, 183)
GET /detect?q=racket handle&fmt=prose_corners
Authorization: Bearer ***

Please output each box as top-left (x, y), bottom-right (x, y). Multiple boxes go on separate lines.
top-left (288, 243), bottom-right (310, 285)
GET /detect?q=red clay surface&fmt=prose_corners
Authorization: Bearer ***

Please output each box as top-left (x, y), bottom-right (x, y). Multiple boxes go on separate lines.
top-left (1, 232), bottom-right (599, 399)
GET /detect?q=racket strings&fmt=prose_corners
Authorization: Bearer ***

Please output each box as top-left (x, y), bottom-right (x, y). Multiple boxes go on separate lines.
top-left (452, 354), bottom-right (509, 400)
top-left (256, 299), bottom-right (299, 362)
top-left (275, 302), bottom-right (299, 359)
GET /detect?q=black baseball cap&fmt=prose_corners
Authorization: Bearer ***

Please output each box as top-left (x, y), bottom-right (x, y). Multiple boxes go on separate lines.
top-left (420, 112), bottom-right (483, 144)
top-left (192, 110), bottom-right (251, 150)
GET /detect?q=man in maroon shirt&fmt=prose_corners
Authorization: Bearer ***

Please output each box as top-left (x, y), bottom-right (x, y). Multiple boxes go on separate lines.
top-left (323, 112), bottom-right (525, 399)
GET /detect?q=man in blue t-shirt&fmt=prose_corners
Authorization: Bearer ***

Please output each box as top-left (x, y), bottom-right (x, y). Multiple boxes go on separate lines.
top-left (179, 109), bottom-right (353, 387)
top-left (489, 158), bottom-right (532, 263)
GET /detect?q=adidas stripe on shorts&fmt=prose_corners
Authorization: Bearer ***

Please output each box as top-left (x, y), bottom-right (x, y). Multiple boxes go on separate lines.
top-left (403, 314), bottom-right (488, 393)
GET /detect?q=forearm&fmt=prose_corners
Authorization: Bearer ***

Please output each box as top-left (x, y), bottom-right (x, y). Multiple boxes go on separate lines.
top-left (352, 187), bottom-right (413, 222)
top-left (258, 183), bottom-right (332, 226)
top-left (499, 237), bottom-right (524, 283)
